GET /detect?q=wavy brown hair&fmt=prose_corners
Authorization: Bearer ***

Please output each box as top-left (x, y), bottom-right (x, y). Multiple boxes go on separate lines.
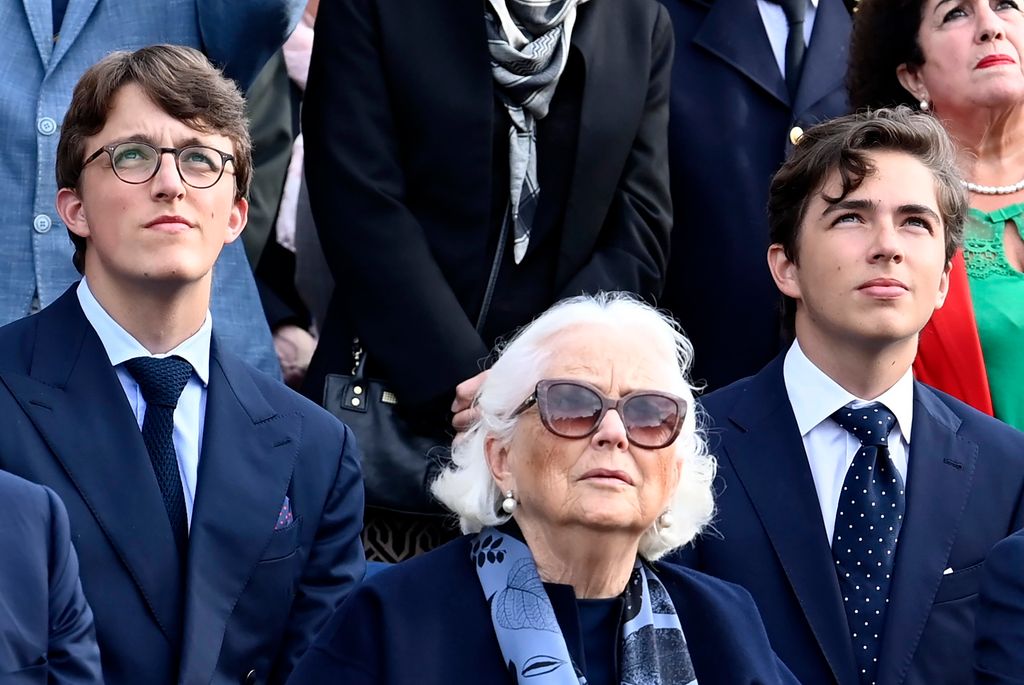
top-left (769, 107), bottom-right (968, 335)
top-left (56, 45), bottom-right (251, 273)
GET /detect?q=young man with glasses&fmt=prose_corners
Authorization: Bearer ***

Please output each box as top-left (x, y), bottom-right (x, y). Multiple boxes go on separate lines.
top-left (0, 45), bottom-right (364, 685)
top-left (670, 109), bottom-right (1024, 685)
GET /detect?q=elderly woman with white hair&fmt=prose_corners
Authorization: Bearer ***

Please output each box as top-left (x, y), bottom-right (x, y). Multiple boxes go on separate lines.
top-left (288, 293), bottom-right (796, 685)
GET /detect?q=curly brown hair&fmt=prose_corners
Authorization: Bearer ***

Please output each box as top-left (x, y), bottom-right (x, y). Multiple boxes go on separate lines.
top-left (847, 0), bottom-right (928, 110)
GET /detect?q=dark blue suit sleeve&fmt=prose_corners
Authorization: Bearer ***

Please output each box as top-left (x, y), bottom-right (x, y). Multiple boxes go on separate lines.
top-left (286, 580), bottom-right (386, 684)
top-left (975, 530), bottom-right (1024, 685)
top-left (197, 0), bottom-right (305, 89)
top-left (269, 424), bottom-right (366, 682)
top-left (44, 485), bottom-right (103, 685)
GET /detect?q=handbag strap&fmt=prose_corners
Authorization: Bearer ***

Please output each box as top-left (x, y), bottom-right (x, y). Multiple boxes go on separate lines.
top-left (474, 203), bottom-right (512, 334)
top-left (350, 339), bottom-right (368, 377)
top-left (352, 205), bottom-right (512, 368)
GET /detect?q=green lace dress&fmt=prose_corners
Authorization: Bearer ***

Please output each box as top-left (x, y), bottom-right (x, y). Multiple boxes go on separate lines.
top-left (963, 204), bottom-right (1024, 430)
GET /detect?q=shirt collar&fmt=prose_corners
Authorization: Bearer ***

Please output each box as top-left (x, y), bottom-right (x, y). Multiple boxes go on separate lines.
top-left (783, 340), bottom-right (914, 441)
top-left (76, 278), bottom-right (211, 386)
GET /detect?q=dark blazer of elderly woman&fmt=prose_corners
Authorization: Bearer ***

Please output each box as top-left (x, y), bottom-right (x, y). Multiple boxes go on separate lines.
top-left (288, 293), bottom-right (797, 685)
top-left (849, 0), bottom-right (1024, 431)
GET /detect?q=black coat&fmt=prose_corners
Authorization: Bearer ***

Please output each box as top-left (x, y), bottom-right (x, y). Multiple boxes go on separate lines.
top-left (302, 0), bottom-right (673, 411)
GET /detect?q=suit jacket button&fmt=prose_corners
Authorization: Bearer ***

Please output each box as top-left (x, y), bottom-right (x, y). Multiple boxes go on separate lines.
top-left (789, 126), bottom-right (804, 145)
top-left (243, 669), bottom-right (257, 684)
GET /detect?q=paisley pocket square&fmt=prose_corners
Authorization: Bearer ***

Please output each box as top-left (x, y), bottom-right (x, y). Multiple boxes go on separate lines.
top-left (275, 496), bottom-right (294, 530)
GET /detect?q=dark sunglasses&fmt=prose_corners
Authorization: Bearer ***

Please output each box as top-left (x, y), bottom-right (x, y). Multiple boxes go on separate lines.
top-left (511, 379), bottom-right (687, 449)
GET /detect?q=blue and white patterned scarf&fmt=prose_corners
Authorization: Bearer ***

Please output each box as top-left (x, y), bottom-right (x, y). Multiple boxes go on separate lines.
top-left (484, 0), bottom-right (589, 264)
top-left (473, 527), bottom-right (698, 684)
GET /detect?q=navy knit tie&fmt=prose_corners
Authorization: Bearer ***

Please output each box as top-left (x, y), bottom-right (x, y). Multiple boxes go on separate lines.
top-left (124, 356), bottom-right (192, 559)
top-left (830, 402), bottom-right (905, 685)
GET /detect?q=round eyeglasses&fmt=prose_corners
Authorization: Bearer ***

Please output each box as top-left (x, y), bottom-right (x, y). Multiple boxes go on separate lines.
top-left (81, 141), bottom-right (235, 189)
top-left (511, 379), bottom-right (687, 449)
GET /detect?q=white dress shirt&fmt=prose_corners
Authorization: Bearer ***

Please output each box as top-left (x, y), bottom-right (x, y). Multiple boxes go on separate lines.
top-left (77, 279), bottom-right (210, 527)
top-left (757, 0), bottom-right (818, 78)
top-left (783, 341), bottom-right (913, 543)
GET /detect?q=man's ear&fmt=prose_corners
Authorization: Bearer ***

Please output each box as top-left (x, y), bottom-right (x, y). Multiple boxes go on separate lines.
top-left (56, 187), bottom-right (90, 240)
top-left (224, 196), bottom-right (248, 244)
top-left (767, 243), bottom-right (802, 300)
top-left (934, 257), bottom-right (953, 310)
top-left (896, 62), bottom-right (929, 105)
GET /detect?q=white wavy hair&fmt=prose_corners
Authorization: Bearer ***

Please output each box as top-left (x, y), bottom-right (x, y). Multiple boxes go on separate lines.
top-left (431, 292), bottom-right (716, 561)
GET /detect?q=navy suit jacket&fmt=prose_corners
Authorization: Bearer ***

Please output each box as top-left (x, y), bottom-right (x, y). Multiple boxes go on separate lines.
top-left (0, 470), bottom-right (101, 684)
top-left (671, 354), bottom-right (1024, 685)
top-left (658, 0), bottom-right (851, 390)
top-left (0, 288), bottom-right (365, 685)
top-left (287, 534), bottom-right (797, 684)
top-left (976, 528), bottom-right (1024, 684)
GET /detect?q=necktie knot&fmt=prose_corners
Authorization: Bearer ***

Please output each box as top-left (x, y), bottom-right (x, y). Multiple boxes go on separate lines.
top-left (768, 0), bottom-right (807, 26)
top-left (124, 356), bottom-right (193, 408)
top-left (831, 402), bottom-right (897, 449)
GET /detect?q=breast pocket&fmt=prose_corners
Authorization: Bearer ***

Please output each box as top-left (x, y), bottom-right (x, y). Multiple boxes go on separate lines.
top-left (933, 561), bottom-right (984, 604)
top-left (259, 516), bottom-right (303, 563)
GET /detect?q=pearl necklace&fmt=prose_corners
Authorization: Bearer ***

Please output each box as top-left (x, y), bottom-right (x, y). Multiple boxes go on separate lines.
top-left (962, 178), bottom-right (1024, 195)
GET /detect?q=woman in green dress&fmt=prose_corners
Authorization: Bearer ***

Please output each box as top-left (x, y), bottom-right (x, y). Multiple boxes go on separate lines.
top-left (848, 0), bottom-right (1024, 430)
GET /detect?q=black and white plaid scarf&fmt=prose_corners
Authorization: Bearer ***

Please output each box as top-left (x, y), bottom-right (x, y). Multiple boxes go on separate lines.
top-left (485, 0), bottom-right (589, 264)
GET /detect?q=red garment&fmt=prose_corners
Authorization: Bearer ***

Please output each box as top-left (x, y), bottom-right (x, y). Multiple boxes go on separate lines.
top-left (913, 250), bottom-right (994, 415)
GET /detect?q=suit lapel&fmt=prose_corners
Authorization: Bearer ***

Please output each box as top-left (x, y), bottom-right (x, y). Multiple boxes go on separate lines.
top-left (557, 2), bottom-right (645, 284)
top-left (693, 0), bottom-right (789, 106)
top-left (47, 0), bottom-right (102, 73)
top-left (724, 356), bottom-right (859, 685)
top-left (875, 384), bottom-right (976, 685)
top-left (179, 340), bottom-right (301, 685)
top-left (20, 0), bottom-right (53, 66)
top-left (436, 0), bottom-right (493, 277)
top-left (0, 289), bottom-right (184, 644)
top-left (792, 0), bottom-right (852, 116)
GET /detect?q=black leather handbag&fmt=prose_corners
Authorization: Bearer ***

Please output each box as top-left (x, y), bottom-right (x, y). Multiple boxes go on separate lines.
top-left (321, 208), bottom-right (510, 516)
top-left (322, 344), bottom-right (451, 515)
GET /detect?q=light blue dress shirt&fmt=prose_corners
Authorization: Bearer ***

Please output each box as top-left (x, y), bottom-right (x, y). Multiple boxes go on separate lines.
top-left (783, 340), bottom-right (913, 543)
top-left (756, 0), bottom-right (818, 77)
top-left (77, 279), bottom-right (208, 527)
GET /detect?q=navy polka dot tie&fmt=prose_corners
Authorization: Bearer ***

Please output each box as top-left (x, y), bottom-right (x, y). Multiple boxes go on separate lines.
top-left (831, 402), bottom-right (904, 685)
top-left (124, 356), bottom-right (193, 560)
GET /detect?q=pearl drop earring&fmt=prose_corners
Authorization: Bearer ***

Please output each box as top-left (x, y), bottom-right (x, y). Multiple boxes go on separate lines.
top-left (658, 509), bottom-right (675, 529)
top-left (501, 490), bottom-right (517, 514)
top-left (919, 99), bottom-right (930, 112)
